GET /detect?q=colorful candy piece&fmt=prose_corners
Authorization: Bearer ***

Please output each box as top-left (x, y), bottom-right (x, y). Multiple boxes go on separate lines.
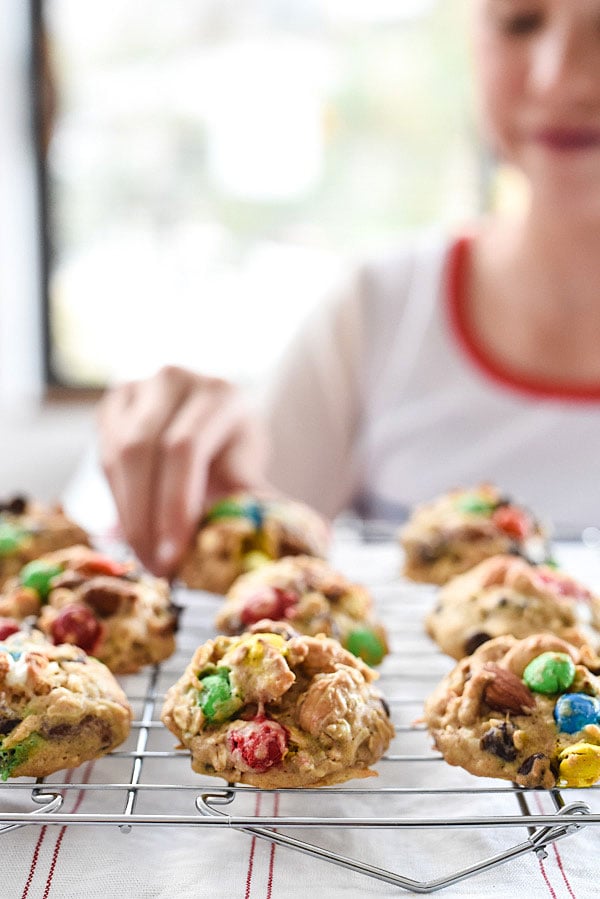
top-left (455, 494), bottom-right (497, 515)
top-left (227, 716), bottom-right (288, 772)
top-left (205, 497), bottom-right (263, 528)
top-left (235, 632), bottom-right (287, 662)
top-left (198, 667), bottom-right (243, 723)
top-left (19, 560), bottom-right (64, 600)
top-left (239, 587), bottom-right (298, 627)
top-left (72, 553), bottom-right (130, 578)
top-left (522, 652), bottom-right (576, 694)
top-left (345, 628), bottom-right (386, 667)
top-left (554, 693), bottom-right (600, 734)
top-left (242, 550), bottom-right (272, 573)
top-left (49, 604), bottom-right (102, 654)
top-left (0, 523), bottom-right (28, 556)
top-left (558, 741), bottom-right (600, 787)
top-left (0, 619), bottom-right (20, 641)
top-left (491, 505), bottom-right (532, 539)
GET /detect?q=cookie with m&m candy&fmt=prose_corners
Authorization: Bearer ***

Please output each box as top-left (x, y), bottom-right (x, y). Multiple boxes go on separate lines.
top-left (176, 492), bottom-right (330, 594)
top-left (217, 555), bottom-right (388, 666)
top-left (161, 624), bottom-right (394, 787)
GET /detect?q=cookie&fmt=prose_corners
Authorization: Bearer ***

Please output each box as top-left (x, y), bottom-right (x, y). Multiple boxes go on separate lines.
top-left (176, 493), bottom-right (330, 593)
top-left (216, 555), bottom-right (388, 666)
top-left (0, 630), bottom-right (131, 779)
top-left (400, 484), bottom-right (546, 585)
top-left (424, 633), bottom-right (600, 788)
top-left (1, 546), bottom-right (180, 674)
top-left (426, 555), bottom-right (600, 660)
top-left (0, 495), bottom-right (89, 589)
top-left (161, 624), bottom-right (394, 787)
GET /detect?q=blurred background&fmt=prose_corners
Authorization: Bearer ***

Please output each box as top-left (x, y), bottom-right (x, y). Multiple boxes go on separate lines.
top-left (1, 0), bottom-right (519, 501)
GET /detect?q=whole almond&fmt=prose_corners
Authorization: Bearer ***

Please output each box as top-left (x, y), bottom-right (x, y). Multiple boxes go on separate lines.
top-left (483, 664), bottom-right (536, 714)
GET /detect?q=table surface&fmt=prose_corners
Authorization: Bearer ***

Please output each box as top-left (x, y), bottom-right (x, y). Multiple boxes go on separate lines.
top-left (1, 532), bottom-right (599, 899)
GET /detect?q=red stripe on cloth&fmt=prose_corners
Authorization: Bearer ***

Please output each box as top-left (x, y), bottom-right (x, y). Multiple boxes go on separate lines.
top-left (20, 825), bottom-right (47, 899)
top-left (42, 760), bottom-right (95, 899)
top-left (21, 770), bottom-right (75, 899)
top-left (538, 857), bottom-right (559, 899)
top-left (265, 792), bottom-right (280, 899)
top-left (552, 844), bottom-right (578, 899)
top-left (244, 792), bottom-right (262, 899)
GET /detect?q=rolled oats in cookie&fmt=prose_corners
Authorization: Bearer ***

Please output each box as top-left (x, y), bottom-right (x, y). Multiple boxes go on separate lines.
top-left (161, 624), bottom-right (394, 787)
top-left (216, 556), bottom-right (388, 666)
top-left (176, 493), bottom-right (330, 593)
top-left (0, 630), bottom-right (131, 779)
top-left (425, 555), bottom-right (600, 660)
top-left (424, 633), bottom-right (600, 789)
top-left (1, 546), bottom-right (181, 674)
top-left (0, 495), bottom-right (89, 590)
top-left (400, 484), bottom-right (546, 585)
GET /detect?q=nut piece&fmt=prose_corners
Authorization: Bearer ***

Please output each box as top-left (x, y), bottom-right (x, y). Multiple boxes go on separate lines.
top-left (483, 664), bottom-right (536, 714)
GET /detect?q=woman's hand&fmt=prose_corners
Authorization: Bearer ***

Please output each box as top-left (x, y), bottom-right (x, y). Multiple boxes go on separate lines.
top-left (97, 366), bottom-right (269, 577)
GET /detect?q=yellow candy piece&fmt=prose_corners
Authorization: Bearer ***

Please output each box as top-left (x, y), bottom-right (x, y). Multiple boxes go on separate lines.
top-left (238, 632), bottom-right (287, 662)
top-left (558, 741), bottom-right (600, 787)
top-left (242, 550), bottom-right (271, 572)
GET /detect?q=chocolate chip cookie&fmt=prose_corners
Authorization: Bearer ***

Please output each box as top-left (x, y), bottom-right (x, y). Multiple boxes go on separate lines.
top-left (1, 545), bottom-right (180, 674)
top-left (424, 633), bottom-right (600, 788)
top-left (0, 630), bottom-right (131, 778)
top-left (0, 495), bottom-right (89, 589)
top-left (176, 493), bottom-right (330, 593)
top-left (426, 555), bottom-right (600, 659)
top-left (161, 624), bottom-right (394, 787)
top-left (400, 484), bottom-right (546, 585)
top-left (216, 555), bottom-right (388, 666)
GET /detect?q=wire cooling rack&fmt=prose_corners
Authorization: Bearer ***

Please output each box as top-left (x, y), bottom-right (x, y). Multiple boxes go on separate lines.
top-left (0, 536), bottom-right (598, 894)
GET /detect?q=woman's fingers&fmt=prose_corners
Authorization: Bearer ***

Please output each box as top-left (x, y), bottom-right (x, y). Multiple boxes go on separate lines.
top-left (96, 366), bottom-right (269, 576)
top-left (151, 383), bottom-right (267, 575)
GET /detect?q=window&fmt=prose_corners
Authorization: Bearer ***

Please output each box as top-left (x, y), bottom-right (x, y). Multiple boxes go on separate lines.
top-left (40, 0), bottom-right (481, 389)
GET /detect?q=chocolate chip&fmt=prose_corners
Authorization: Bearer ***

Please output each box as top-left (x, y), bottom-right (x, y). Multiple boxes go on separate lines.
top-left (481, 722), bottom-right (518, 761)
top-left (416, 543), bottom-right (444, 564)
top-left (4, 496), bottom-right (27, 515)
top-left (496, 597), bottom-right (509, 608)
top-left (0, 717), bottom-right (21, 735)
top-left (517, 753), bottom-right (545, 776)
top-left (380, 698), bottom-right (391, 718)
top-left (464, 632), bottom-right (492, 655)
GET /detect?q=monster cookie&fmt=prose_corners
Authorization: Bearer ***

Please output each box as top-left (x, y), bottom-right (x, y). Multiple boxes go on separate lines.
top-left (426, 555), bottom-right (600, 660)
top-left (1, 546), bottom-right (180, 674)
top-left (0, 630), bottom-right (131, 778)
top-left (400, 484), bottom-right (546, 585)
top-left (161, 625), bottom-right (394, 787)
top-left (424, 633), bottom-right (600, 788)
top-left (0, 495), bottom-right (89, 589)
top-left (216, 555), bottom-right (388, 666)
top-left (176, 492), bottom-right (330, 593)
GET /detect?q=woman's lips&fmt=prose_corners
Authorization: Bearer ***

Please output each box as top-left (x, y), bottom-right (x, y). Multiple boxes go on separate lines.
top-left (533, 127), bottom-right (600, 151)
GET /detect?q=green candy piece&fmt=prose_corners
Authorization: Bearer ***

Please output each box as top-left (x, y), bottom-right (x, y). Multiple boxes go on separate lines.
top-left (523, 652), bottom-right (576, 694)
top-left (197, 667), bottom-right (242, 723)
top-left (0, 523), bottom-right (28, 556)
top-left (205, 499), bottom-right (247, 522)
top-left (455, 494), bottom-right (497, 516)
top-left (0, 733), bottom-right (42, 781)
top-left (345, 628), bottom-right (386, 667)
top-left (19, 560), bottom-right (64, 600)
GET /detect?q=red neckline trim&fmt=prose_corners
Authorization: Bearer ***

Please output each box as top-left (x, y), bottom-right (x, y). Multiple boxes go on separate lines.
top-left (446, 234), bottom-right (600, 402)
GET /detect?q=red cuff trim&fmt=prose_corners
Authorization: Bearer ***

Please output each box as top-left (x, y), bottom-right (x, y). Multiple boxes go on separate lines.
top-left (446, 234), bottom-right (600, 402)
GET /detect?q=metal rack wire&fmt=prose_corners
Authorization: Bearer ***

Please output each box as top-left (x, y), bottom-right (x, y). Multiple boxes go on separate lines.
top-left (0, 539), bottom-right (598, 894)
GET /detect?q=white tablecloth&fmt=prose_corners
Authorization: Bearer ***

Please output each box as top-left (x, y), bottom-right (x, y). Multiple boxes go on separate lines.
top-left (1, 533), bottom-right (599, 899)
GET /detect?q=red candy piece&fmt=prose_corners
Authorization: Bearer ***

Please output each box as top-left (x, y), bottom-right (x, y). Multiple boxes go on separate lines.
top-left (72, 553), bottom-right (130, 578)
top-left (492, 506), bottom-right (532, 540)
top-left (227, 716), bottom-right (289, 772)
top-left (536, 570), bottom-right (592, 603)
top-left (0, 619), bottom-right (20, 641)
top-left (239, 587), bottom-right (298, 627)
top-left (50, 604), bottom-right (103, 654)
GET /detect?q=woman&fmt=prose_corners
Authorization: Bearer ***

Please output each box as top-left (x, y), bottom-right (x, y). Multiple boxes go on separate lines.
top-left (98, 0), bottom-right (600, 575)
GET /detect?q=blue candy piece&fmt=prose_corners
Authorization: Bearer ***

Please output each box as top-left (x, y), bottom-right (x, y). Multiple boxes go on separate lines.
top-left (554, 693), bottom-right (600, 734)
top-left (243, 499), bottom-right (263, 529)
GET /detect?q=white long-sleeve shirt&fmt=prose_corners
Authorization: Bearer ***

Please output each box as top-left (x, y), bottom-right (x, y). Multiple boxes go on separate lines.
top-left (264, 230), bottom-right (600, 536)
